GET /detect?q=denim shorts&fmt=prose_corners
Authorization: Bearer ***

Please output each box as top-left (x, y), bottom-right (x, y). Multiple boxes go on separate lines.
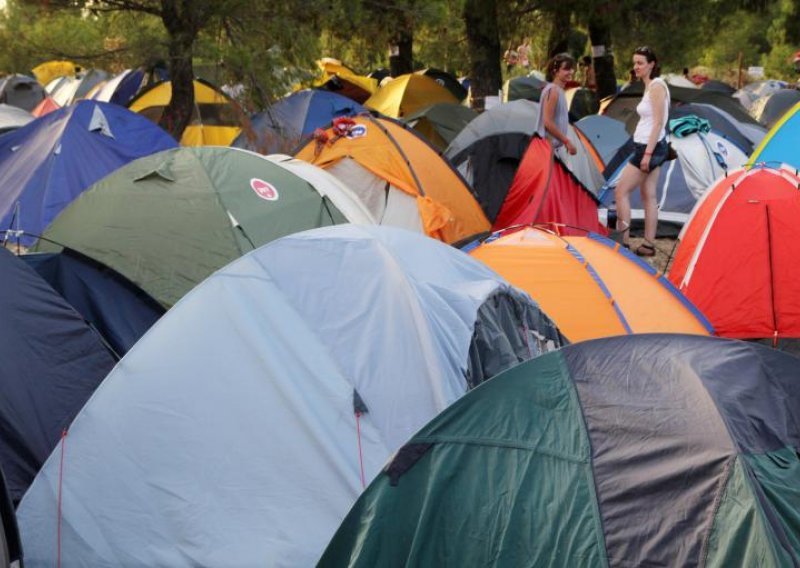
top-left (629, 138), bottom-right (668, 170)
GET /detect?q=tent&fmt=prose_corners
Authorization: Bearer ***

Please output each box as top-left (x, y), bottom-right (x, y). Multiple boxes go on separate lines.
top-left (701, 79), bottom-right (736, 94)
top-left (49, 69), bottom-right (109, 107)
top-left (669, 164), bottom-right (800, 352)
top-left (319, 334), bottom-right (800, 567)
top-left (415, 68), bottom-right (467, 101)
top-left (601, 82), bottom-right (758, 134)
top-left (0, 104), bottom-right (32, 135)
top-left (466, 226), bottom-right (711, 341)
top-left (502, 73), bottom-right (546, 102)
top-left (750, 88), bottom-right (800, 129)
top-left (30, 96), bottom-right (60, 117)
top-left (445, 100), bottom-right (604, 224)
top-left (669, 102), bottom-right (765, 154)
top-left (89, 66), bottom-right (169, 107)
top-left (0, 100), bottom-right (177, 247)
top-left (18, 224), bottom-right (565, 568)
top-left (21, 248), bottom-right (165, 357)
top-left (295, 115), bottom-right (490, 244)
top-left (573, 114), bottom-right (629, 170)
top-left (748, 101), bottom-right (800, 168)
top-left (664, 73), bottom-right (698, 88)
top-left (734, 79), bottom-right (787, 111)
top-left (0, 466), bottom-right (22, 568)
top-left (600, 129), bottom-right (748, 234)
top-left (315, 59), bottom-right (378, 104)
top-left (0, 75), bottom-right (44, 112)
top-left (364, 73), bottom-right (459, 118)
top-left (492, 137), bottom-right (606, 233)
top-left (564, 86), bottom-right (599, 120)
top-left (231, 89), bottom-right (364, 154)
top-left (0, 247), bottom-right (116, 503)
top-left (35, 147), bottom-right (376, 307)
top-left (31, 60), bottom-right (81, 86)
top-left (128, 79), bottom-right (242, 146)
top-left (401, 102), bottom-right (477, 151)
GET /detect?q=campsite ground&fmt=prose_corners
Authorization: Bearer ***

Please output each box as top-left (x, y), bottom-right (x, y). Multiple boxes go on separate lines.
top-left (629, 236), bottom-right (678, 274)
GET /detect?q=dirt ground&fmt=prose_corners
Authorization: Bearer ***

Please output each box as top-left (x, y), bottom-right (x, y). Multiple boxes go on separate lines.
top-left (628, 236), bottom-right (679, 274)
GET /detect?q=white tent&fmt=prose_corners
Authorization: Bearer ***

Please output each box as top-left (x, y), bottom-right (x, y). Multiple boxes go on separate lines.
top-left (19, 225), bottom-right (564, 567)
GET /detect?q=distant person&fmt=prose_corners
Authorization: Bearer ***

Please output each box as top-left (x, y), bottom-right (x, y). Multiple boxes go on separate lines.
top-left (536, 53), bottom-right (578, 158)
top-left (503, 45), bottom-right (519, 74)
top-left (683, 67), bottom-right (690, 80)
top-left (517, 38), bottom-right (532, 69)
top-left (580, 55), bottom-right (597, 90)
top-left (614, 46), bottom-right (670, 257)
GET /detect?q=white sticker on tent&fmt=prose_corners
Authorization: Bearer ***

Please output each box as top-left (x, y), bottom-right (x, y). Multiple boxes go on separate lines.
top-left (250, 178), bottom-right (279, 201)
top-left (347, 125), bottom-right (367, 139)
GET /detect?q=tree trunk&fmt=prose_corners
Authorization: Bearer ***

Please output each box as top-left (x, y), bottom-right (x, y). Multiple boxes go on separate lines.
top-left (159, 0), bottom-right (199, 141)
top-left (389, 30), bottom-right (414, 77)
top-left (463, 0), bottom-right (501, 111)
top-left (588, 10), bottom-right (617, 100)
top-left (547, 6), bottom-right (572, 58)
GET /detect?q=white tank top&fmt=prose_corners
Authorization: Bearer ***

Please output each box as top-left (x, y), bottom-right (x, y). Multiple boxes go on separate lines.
top-left (633, 78), bottom-right (669, 143)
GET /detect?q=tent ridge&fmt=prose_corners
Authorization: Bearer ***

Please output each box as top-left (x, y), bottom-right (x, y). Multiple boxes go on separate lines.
top-left (411, 435), bottom-right (589, 464)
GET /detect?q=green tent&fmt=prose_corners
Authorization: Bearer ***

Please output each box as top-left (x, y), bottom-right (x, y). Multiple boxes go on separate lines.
top-left (35, 149), bottom-right (373, 307)
top-left (321, 334), bottom-right (800, 567)
top-left (401, 102), bottom-right (477, 151)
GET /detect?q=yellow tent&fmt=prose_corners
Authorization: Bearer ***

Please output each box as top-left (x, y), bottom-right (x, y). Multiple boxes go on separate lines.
top-left (32, 61), bottom-right (82, 86)
top-left (128, 79), bottom-right (241, 146)
top-left (313, 59), bottom-right (378, 104)
top-left (364, 74), bottom-right (459, 118)
top-left (296, 115), bottom-right (489, 243)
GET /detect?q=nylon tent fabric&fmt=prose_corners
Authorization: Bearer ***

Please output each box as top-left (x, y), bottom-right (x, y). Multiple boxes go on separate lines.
top-left (34, 146), bottom-right (373, 307)
top-left (414, 68), bottom-right (468, 101)
top-left (493, 137), bottom-right (606, 234)
top-left (669, 164), bottom-right (800, 351)
top-left (466, 226), bottom-right (711, 341)
top-left (565, 87), bottom-right (599, 120)
top-left (295, 114), bottom-right (490, 243)
top-left (601, 82), bottom-right (758, 134)
top-left (50, 69), bottom-right (109, 107)
top-left (0, 100), bottom-right (177, 247)
top-left (444, 100), bottom-right (605, 223)
top-left (0, 104), bottom-right (32, 135)
top-left (669, 102), bottom-right (761, 154)
top-left (364, 74), bottom-right (459, 118)
top-left (231, 90), bottom-right (364, 154)
top-left (319, 334), bottom-right (800, 567)
top-left (401, 102), bottom-right (477, 151)
top-left (702, 79), bottom-right (736, 94)
top-left (0, 75), bottom-right (44, 112)
top-left (21, 249), bottom-right (165, 357)
top-left (734, 79), bottom-right (787, 111)
top-left (502, 73), bottom-right (546, 102)
top-left (600, 130), bottom-right (748, 233)
top-left (30, 96), bottom-right (59, 118)
top-left (0, 247), bottom-right (116, 503)
top-left (748, 101), bottom-right (800, 169)
top-left (573, 115), bottom-right (630, 169)
top-left (128, 79), bottom-right (242, 146)
top-left (18, 224), bottom-right (565, 568)
top-left (750, 88), bottom-right (800, 129)
top-left (314, 61), bottom-right (378, 105)
top-left (31, 61), bottom-right (81, 86)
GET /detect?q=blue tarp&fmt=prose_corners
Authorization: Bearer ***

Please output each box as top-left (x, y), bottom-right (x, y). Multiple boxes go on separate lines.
top-left (0, 99), bottom-right (177, 246)
top-left (232, 89), bottom-right (364, 154)
top-left (21, 249), bottom-right (165, 357)
top-left (0, 247), bottom-right (116, 503)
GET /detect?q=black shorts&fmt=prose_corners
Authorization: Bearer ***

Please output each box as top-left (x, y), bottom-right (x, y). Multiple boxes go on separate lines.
top-left (629, 138), bottom-right (668, 170)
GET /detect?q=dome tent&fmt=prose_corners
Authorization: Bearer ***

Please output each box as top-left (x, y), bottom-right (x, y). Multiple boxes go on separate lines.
top-left (320, 335), bottom-right (800, 567)
top-left (669, 164), bottom-right (800, 353)
top-left (0, 247), bottom-right (116, 503)
top-left (364, 73), bottom-right (459, 118)
top-left (295, 114), bottom-right (490, 244)
top-left (35, 147), bottom-right (375, 308)
top-left (0, 100), bottom-right (177, 247)
top-left (748, 100), bottom-right (800, 169)
top-left (18, 225), bottom-right (565, 568)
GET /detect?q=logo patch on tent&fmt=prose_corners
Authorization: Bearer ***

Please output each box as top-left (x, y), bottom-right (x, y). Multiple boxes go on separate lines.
top-left (347, 125), bottom-right (367, 139)
top-left (715, 141), bottom-right (729, 157)
top-left (250, 178), bottom-right (279, 201)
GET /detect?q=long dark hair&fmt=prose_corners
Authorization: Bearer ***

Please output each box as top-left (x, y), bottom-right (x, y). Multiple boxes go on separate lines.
top-left (633, 46), bottom-right (661, 79)
top-left (546, 53), bottom-right (576, 82)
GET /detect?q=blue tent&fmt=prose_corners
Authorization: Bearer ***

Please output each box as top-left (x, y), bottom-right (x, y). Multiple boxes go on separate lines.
top-left (21, 248), bottom-right (165, 357)
top-left (232, 89), bottom-right (364, 154)
top-left (749, 101), bottom-right (800, 169)
top-left (574, 114), bottom-right (629, 167)
top-left (0, 99), bottom-right (177, 246)
top-left (0, 247), bottom-right (116, 503)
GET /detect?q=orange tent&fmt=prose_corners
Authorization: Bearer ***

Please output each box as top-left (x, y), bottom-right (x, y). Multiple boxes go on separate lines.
top-left (296, 115), bottom-right (489, 244)
top-left (468, 226), bottom-right (712, 342)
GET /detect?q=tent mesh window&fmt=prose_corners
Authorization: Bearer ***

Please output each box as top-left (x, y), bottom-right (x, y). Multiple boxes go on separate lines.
top-left (465, 291), bottom-right (564, 389)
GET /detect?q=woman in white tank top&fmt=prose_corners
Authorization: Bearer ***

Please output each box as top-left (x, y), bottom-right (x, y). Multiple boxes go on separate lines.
top-left (613, 46), bottom-right (669, 256)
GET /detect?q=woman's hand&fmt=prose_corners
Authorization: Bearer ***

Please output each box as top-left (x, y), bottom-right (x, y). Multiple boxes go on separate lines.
top-left (565, 140), bottom-right (578, 155)
top-left (640, 154), bottom-right (651, 172)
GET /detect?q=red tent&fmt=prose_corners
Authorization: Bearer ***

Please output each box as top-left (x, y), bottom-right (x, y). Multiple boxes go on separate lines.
top-left (669, 165), bottom-right (800, 349)
top-left (493, 136), bottom-right (606, 235)
top-left (31, 96), bottom-right (60, 117)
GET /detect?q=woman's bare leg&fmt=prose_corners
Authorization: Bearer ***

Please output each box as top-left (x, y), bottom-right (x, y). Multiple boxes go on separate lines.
top-left (614, 163), bottom-right (647, 245)
top-left (639, 167), bottom-right (660, 243)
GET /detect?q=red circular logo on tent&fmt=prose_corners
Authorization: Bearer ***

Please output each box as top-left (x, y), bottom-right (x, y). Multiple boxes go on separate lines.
top-left (250, 178), bottom-right (279, 201)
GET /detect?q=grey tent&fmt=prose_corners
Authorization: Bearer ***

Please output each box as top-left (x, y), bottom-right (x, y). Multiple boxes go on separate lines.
top-left (0, 104), bottom-right (32, 135)
top-left (751, 88), bottom-right (800, 129)
top-left (0, 75), bottom-right (44, 112)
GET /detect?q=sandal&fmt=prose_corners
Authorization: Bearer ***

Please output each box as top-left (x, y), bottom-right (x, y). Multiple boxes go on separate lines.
top-left (635, 241), bottom-right (656, 257)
